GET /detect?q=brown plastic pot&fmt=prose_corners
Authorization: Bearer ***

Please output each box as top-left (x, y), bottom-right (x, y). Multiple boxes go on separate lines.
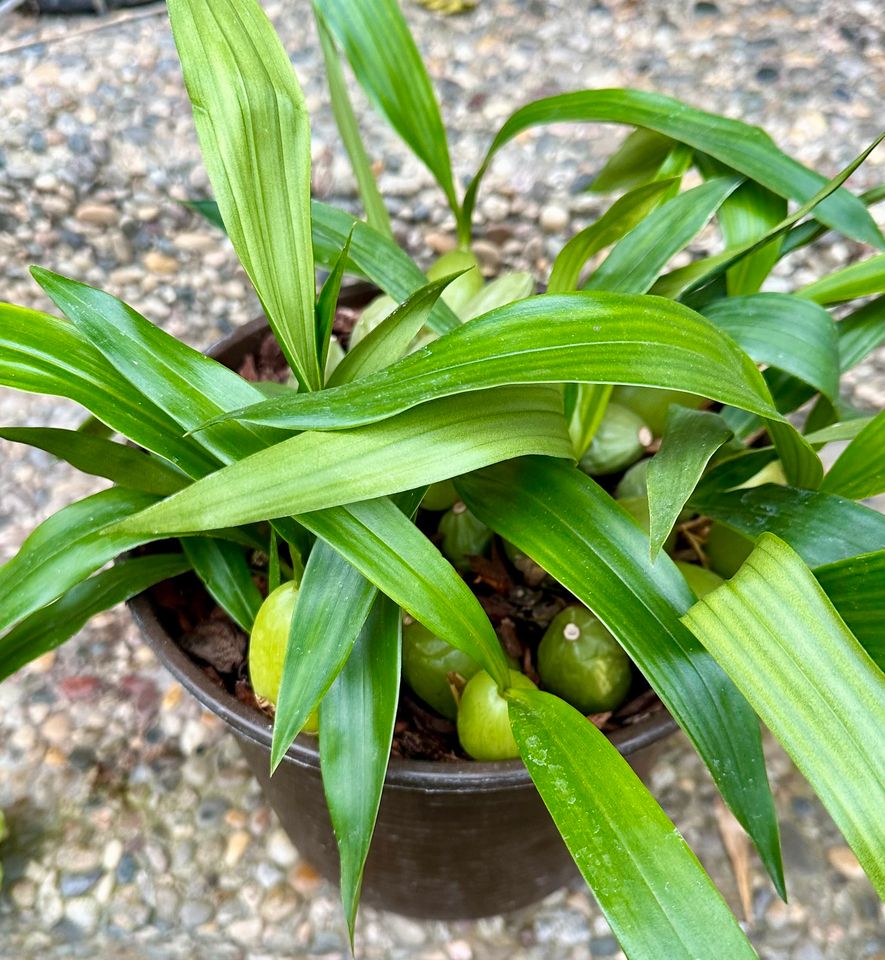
top-left (129, 289), bottom-right (679, 920)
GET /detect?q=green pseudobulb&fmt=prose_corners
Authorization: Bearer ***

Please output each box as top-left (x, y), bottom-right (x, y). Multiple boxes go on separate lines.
top-left (579, 403), bottom-right (652, 476)
top-left (612, 385), bottom-right (706, 436)
top-left (402, 619), bottom-right (480, 719)
top-left (439, 501), bottom-right (492, 571)
top-left (248, 581), bottom-right (318, 733)
top-left (456, 669), bottom-right (536, 761)
top-left (538, 605), bottom-right (631, 714)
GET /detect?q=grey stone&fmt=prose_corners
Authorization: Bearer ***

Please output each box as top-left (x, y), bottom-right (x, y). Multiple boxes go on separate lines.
top-left (59, 871), bottom-right (102, 898)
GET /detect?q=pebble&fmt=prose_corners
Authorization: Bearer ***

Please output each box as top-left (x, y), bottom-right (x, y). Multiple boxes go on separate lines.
top-left (64, 897), bottom-right (100, 934)
top-left (540, 204), bottom-right (570, 233)
top-left (180, 899), bottom-right (214, 928)
top-left (74, 203), bottom-right (118, 226)
top-left (143, 251), bottom-right (179, 274)
top-left (224, 829), bottom-right (252, 867)
top-left (827, 846), bottom-right (866, 880)
top-left (267, 828), bottom-right (297, 867)
top-left (59, 871), bottom-right (102, 898)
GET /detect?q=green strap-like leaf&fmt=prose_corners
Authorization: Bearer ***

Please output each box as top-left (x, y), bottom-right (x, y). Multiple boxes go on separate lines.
top-left (208, 292), bottom-right (780, 431)
top-left (0, 426), bottom-right (186, 496)
top-left (548, 178), bottom-right (679, 293)
top-left (271, 540), bottom-right (378, 770)
top-left (691, 485), bottom-right (885, 568)
top-left (682, 534), bottom-right (885, 898)
top-left (0, 554), bottom-right (191, 681)
top-left (462, 89), bottom-right (883, 247)
top-left (112, 386), bottom-right (572, 535)
top-left (316, 231), bottom-right (353, 372)
top-left (814, 550), bottom-right (885, 670)
top-left (589, 128), bottom-right (686, 193)
top-left (582, 176), bottom-right (741, 293)
top-left (839, 295), bottom-right (885, 371)
top-left (0, 304), bottom-right (216, 478)
top-left (311, 201), bottom-right (461, 334)
top-left (652, 136), bottom-right (885, 302)
top-left (457, 457), bottom-right (785, 896)
top-left (328, 275), bottom-right (455, 386)
top-left (0, 488), bottom-right (159, 635)
top-left (566, 383), bottom-right (612, 459)
top-left (168, 0), bottom-right (321, 389)
top-left (716, 177), bottom-right (787, 295)
top-left (181, 537), bottom-right (262, 632)
top-left (798, 253), bottom-right (885, 304)
top-left (301, 498), bottom-right (509, 687)
top-left (805, 417), bottom-right (875, 445)
top-left (508, 689), bottom-right (759, 960)
top-left (704, 294), bottom-right (839, 402)
top-left (646, 408), bottom-right (733, 559)
top-left (30, 269), bottom-right (284, 467)
top-left (820, 409), bottom-right (885, 500)
top-left (316, 0), bottom-right (459, 230)
top-left (320, 593), bottom-right (401, 942)
top-left (315, 14), bottom-right (391, 237)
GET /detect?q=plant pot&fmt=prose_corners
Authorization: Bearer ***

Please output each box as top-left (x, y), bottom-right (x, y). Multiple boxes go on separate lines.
top-left (129, 289), bottom-right (680, 920)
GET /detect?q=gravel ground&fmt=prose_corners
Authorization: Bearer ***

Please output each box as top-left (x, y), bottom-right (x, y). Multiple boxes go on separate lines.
top-left (0, 1), bottom-right (883, 958)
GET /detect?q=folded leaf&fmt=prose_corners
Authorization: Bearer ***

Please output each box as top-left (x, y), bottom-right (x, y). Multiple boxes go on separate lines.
top-left (814, 550), bottom-right (885, 669)
top-left (691, 485), bottom-right (885, 568)
top-left (316, 0), bottom-right (459, 230)
top-left (316, 231), bottom-right (353, 371)
top-left (182, 537), bottom-right (262, 632)
top-left (320, 593), bottom-right (401, 942)
top-left (716, 177), bottom-right (787, 295)
top-left (457, 457), bottom-right (784, 896)
top-left (647, 408), bottom-right (733, 558)
top-left (798, 253), bottom-right (885, 304)
top-left (209, 292), bottom-right (780, 431)
top-left (589, 128), bottom-right (685, 193)
top-left (168, 0), bottom-right (321, 389)
top-left (704, 294), bottom-right (839, 402)
top-left (112, 386), bottom-right (572, 535)
top-left (0, 554), bottom-right (190, 681)
top-left (682, 534), bottom-right (885, 898)
top-left (328, 274), bottom-right (455, 386)
top-left (583, 176), bottom-right (741, 293)
top-left (0, 426), bottom-right (186, 496)
top-left (463, 89), bottom-right (883, 247)
top-left (820, 409), bottom-right (885, 500)
top-left (508, 689), bottom-right (759, 960)
top-left (271, 540), bottom-right (378, 770)
top-left (0, 488), bottom-right (159, 635)
top-left (548, 178), bottom-right (679, 293)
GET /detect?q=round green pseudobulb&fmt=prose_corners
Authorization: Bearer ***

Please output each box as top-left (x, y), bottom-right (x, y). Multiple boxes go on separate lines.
top-left (579, 403), bottom-right (652, 476)
top-left (421, 479), bottom-right (459, 512)
top-left (676, 561), bottom-right (724, 599)
top-left (614, 457), bottom-right (650, 500)
top-left (461, 271), bottom-right (534, 322)
top-left (502, 538), bottom-right (550, 587)
top-left (705, 523), bottom-right (754, 578)
top-left (426, 249), bottom-right (484, 317)
top-left (457, 669), bottom-right (536, 761)
top-left (439, 501), bottom-right (492, 572)
top-left (249, 581), bottom-right (318, 733)
top-left (402, 619), bottom-right (480, 719)
top-left (612, 385), bottom-right (706, 437)
top-left (538, 606), bottom-right (631, 714)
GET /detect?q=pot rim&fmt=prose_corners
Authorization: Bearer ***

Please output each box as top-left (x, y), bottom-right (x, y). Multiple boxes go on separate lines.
top-left (130, 287), bottom-right (679, 794)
